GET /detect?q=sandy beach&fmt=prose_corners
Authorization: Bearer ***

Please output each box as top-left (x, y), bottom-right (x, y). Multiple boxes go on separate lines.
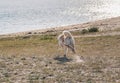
top-left (0, 16), bottom-right (120, 38)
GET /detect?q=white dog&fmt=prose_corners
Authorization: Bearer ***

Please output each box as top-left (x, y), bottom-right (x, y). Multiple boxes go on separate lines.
top-left (57, 30), bottom-right (76, 57)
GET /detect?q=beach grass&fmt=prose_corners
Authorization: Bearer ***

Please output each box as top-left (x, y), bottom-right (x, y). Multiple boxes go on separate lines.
top-left (0, 32), bottom-right (120, 56)
top-left (0, 31), bottom-right (120, 83)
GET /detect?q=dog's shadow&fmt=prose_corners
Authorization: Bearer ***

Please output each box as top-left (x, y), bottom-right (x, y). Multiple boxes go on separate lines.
top-left (54, 55), bottom-right (72, 64)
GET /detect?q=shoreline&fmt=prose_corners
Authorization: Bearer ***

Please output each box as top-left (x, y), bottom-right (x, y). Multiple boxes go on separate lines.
top-left (0, 16), bottom-right (120, 83)
top-left (0, 16), bottom-right (120, 38)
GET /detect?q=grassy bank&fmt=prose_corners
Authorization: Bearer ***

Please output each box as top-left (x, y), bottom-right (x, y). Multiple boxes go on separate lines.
top-left (0, 32), bottom-right (120, 56)
top-left (0, 32), bottom-right (120, 83)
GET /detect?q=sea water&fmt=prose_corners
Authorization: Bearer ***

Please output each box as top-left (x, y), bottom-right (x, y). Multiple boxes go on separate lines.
top-left (0, 0), bottom-right (120, 34)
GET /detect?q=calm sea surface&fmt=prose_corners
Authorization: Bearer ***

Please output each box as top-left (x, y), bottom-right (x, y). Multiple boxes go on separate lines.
top-left (0, 0), bottom-right (120, 34)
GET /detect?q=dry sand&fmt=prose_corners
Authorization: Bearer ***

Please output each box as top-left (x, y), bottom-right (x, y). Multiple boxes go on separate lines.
top-left (0, 16), bottom-right (120, 38)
